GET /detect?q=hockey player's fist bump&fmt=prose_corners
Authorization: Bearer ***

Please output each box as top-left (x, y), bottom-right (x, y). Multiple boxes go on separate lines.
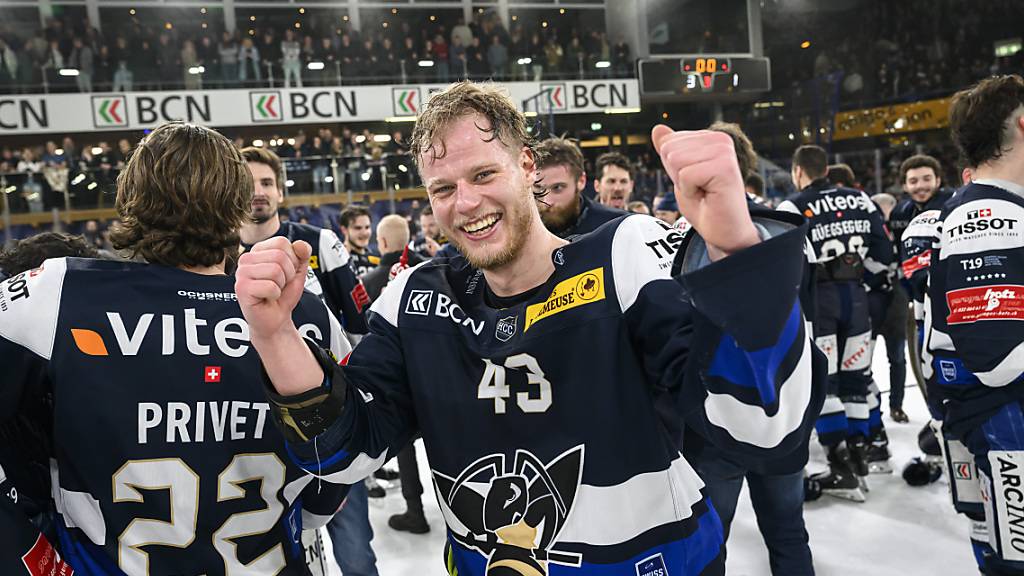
top-left (651, 125), bottom-right (760, 259)
top-left (236, 236), bottom-right (311, 343)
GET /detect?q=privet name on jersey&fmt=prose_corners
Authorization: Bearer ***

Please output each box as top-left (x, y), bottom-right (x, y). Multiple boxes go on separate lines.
top-left (811, 219), bottom-right (872, 243)
top-left (138, 401), bottom-right (270, 444)
top-left (71, 308), bottom-right (325, 357)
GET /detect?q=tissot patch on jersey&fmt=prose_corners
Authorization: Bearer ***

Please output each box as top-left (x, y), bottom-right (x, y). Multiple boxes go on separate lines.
top-left (524, 268), bottom-right (605, 332)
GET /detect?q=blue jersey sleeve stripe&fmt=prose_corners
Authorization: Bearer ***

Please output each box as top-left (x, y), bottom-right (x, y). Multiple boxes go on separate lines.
top-left (707, 302), bottom-right (802, 407)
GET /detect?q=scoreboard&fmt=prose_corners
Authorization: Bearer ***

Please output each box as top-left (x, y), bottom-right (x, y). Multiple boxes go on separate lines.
top-left (639, 57), bottom-right (771, 98)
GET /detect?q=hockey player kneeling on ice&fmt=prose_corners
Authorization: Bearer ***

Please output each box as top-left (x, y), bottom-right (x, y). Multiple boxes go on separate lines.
top-left (236, 81), bottom-right (824, 576)
top-left (922, 75), bottom-right (1024, 574)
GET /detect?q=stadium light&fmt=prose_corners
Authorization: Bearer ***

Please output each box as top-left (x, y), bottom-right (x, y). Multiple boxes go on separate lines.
top-left (398, 164), bottom-right (408, 173)
top-left (252, 139), bottom-right (264, 147)
top-left (604, 107), bottom-right (642, 114)
top-left (418, 60), bottom-right (435, 68)
top-left (355, 135), bottom-right (366, 143)
top-left (800, 41), bottom-right (811, 49)
top-left (595, 61), bottom-right (611, 69)
top-left (55, 148), bottom-right (64, 155)
top-left (517, 57), bottom-right (532, 65)
top-left (385, 116), bottom-right (417, 123)
top-left (287, 138), bottom-right (296, 146)
top-left (90, 146), bottom-right (103, 155)
top-left (373, 134), bottom-right (392, 143)
top-left (590, 122), bottom-right (602, 131)
top-left (4, 186), bottom-right (16, 194)
top-left (286, 179), bottom-right (295, 187)
top-left (59, 68), bottom-right (79, 77)
top-left (187, 66), bottom-right (205, 75)
top-left (361, 171), bottom-right (371, 181)
top-left (325, 176), bottom-right (334, 183)
top-left (523, 111), bottom-right (538, 117)
top-left (87, 182), bottom-right (98, 190)
top-left (71, 173), bottom-right (87, 185)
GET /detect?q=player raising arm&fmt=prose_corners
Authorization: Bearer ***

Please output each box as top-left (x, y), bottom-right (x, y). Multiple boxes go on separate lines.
top-left (239, 81), bottom-right (823, 576)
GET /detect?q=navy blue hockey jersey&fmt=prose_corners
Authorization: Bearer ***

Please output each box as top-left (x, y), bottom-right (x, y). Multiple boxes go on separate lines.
top-left (280, 214), bottom-right (818, 575)
top-left (889, 189), bottom-right (954, 241)
top-left (778, 180), bottom-right (894, 281)
top-left (243, 221), bottom-right (370, 334)
top-left (0, 258), bottom-right (351, 576)
top-left (927, 180), bottom-right (1024, 435)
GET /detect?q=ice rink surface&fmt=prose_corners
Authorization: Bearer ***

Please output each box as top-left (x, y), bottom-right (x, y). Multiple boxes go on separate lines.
top-left (324, 340), bottom-right (979, 575)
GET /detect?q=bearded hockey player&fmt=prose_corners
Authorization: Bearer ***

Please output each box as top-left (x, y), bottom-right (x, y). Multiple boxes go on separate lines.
top-left (237, 81), bottom-right (823, 576)
top-left (779, 145), bottom-right (894, 501)
top-left (924, 75), bottom-right (1024, 574)
top-left (0, 123), bottom-right (351, 575)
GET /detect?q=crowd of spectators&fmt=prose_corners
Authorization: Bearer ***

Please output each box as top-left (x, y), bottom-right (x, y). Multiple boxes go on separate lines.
top-left (0, 9), bottom-right (631, 94)
top-left (762, 0), bottom-right (1024, 108)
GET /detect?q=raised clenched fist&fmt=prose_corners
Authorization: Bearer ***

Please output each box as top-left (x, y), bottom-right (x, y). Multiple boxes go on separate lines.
top-left (651, 125), bottom-right (760, 259)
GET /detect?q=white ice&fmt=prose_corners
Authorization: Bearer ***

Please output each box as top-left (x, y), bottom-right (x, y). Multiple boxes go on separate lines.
top-left (325, 339), bottom-right (979, 575)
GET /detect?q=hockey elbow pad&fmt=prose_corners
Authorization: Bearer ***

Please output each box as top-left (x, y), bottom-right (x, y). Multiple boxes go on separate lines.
top-left (263, 338), bottom-right (349, 443)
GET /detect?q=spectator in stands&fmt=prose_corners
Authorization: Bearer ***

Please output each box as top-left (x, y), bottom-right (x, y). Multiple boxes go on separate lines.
top-left (238, 37), bottom-right (260, 84)
top-left (0, 38), bottom-right (18, 92)
top-left (156, 33), bottom-right (178, 89)
top-left (432, 33), bottom-right (450, 82)
top-left (565, 35), bottom-right (585, 78)
top-left (259, 30), bottom-right (280, 84)
top-left (181, 40), bottom-right (200, 90)
top-left (339, 33), bottom-right (356, 79)
top-left (593, 152), bottom-right (634, 210)
top-left (544, 37), bottom-right (563, 77)
top-left (67, 36), bottom-right (93, 93)
top-left (16, 148), bottom-right (45, 213)
top-left (466, 36), bottom-right (489, 80)
top-left (487, 34), bottom-right (508, 80)
top-left (281, 29), bottom-right (301, 88)
top-left (528, 32), bottom-right (544, 80)
top-left (218, 32), bottom-right (238, 86)
top-left (613, 35), bottom-right (630, 77)
top-left (451, 17), bottom-right (473, 49)
top-left (111, 37), bottom-right (132, 91)
top-left (448, 34), bottom-right (466, 80)
top-left (93, 45), bottom-right (113, 91)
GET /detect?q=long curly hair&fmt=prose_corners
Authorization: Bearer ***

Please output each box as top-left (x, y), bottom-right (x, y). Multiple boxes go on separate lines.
top-left (109, 122), bottom-right (252, 269)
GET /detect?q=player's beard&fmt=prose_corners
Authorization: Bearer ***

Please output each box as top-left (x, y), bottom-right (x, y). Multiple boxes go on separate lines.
top-left (250, 198), bottom-right (276, 224)
top-left (447, 186), bottom-right (534, 271)
top-left (539, 191), bottom-right (581, 234)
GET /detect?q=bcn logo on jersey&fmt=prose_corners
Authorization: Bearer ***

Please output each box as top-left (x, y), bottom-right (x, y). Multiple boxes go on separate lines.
top-left (946, 285), bottom-right (1024, 325)
top-left (524, 268), bottom-right (605, 332)
top-left (405, 290), bottom-right (485, 335)
top-left (70, 308), bottom-right (324, 357)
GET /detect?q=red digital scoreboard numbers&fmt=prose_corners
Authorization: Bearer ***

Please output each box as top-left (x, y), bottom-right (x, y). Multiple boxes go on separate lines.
top-left (681, 57), bottom-right (732, 91)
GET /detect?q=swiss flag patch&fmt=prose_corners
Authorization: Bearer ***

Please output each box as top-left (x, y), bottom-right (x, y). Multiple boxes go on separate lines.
top-left (351, 282), bottom-right (370, 313)
top-left (21, 533), bottom-right (74, 575)
top-left (204, 366), bottom-right (222, 383)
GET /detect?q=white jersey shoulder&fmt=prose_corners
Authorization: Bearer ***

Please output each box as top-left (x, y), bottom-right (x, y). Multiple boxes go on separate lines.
top-left (0, 257), bottom-right (68, 360)
top-left (369, 260), bottom-right (433, 328)
top-left (611, 214), bottom-right (682, 312)
top-left (904, 209), bottom-right (943, 239)
top-left (938, 199), bottom-right (1024, 260)
top-left (317, 228), bottom-right (351, 272)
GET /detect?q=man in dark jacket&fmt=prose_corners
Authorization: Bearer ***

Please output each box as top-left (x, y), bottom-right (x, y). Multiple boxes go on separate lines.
top-left (533, 137), bottom-right (626, 238)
